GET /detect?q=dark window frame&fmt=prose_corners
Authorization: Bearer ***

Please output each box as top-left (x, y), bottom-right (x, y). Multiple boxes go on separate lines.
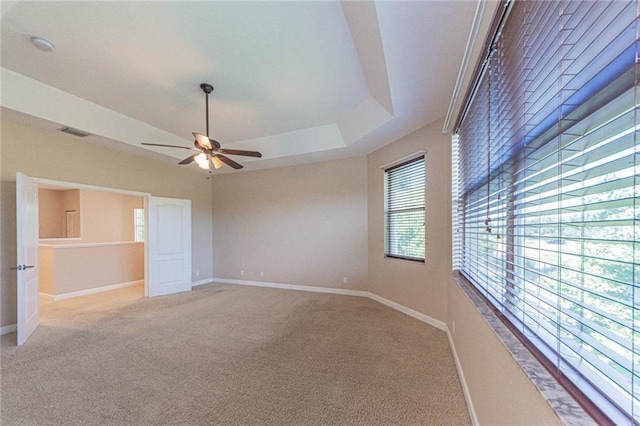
top-left (384, 155), bottom-right (426, 263)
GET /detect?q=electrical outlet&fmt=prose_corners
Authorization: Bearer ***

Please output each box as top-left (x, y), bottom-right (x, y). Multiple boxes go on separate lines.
top-left (343, 277), bottom-right (348, 284)
top-left (195, 270), bottom-right (200, 277)
top-left (240, 270), bottom-right (244, 276)
top-left (260, 271), bottom-right (264, 277)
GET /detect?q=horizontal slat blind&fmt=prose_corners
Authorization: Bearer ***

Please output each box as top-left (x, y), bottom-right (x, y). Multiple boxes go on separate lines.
top-left (454, 0), bottom-right (639, 423)
top-left (385, 156), bottom-right (425, 262)
top-left (452, 135), bottom-right (461, 270)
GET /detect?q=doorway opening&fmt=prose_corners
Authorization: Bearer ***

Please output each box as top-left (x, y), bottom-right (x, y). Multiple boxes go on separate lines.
top-left (33, 178), bottom-right (150, 328)
top-left (16, 173), bottom-right (193, 345)
top-left (38, 183), bottom-right (147, 303)
top-left (36, 179), bottom-right (146, 320)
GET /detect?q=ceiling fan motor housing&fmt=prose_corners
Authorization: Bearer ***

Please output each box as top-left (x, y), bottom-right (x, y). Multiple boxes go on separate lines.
top-left (200, 83), bottom-right (214, 94)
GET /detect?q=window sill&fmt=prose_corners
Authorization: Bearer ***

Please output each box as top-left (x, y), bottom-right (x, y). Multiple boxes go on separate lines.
top-left (451, 272), bottom-right (596, 425)
top-left (384, 255), bottom-right (425, 264)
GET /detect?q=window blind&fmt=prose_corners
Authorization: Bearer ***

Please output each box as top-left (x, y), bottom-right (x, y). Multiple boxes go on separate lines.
top-left (452, 135), bottom-right (461, 271)
top-left (385, 156), bottom-right (425, 262)
top-left (454, 0), bottom-right (639, 423)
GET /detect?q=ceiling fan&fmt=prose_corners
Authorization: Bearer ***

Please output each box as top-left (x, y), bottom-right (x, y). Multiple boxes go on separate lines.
top-left (142, 83), bottom-right (262, 170)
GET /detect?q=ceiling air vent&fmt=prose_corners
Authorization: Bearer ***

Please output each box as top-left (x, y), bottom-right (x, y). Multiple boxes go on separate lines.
top-left (57, 127), bottom-right (91, 137)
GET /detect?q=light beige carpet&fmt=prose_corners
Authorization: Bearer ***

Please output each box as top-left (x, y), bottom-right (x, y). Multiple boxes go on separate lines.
top-left (1, 283), bottom-right (471, 425)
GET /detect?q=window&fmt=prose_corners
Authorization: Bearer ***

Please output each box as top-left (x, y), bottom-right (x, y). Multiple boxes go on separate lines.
top-left (134, 208), bottom-right (145, 242)
top-left (384, 156), bottom-right (425, 262)
top-left (453, 0), bottom-right (638, 423)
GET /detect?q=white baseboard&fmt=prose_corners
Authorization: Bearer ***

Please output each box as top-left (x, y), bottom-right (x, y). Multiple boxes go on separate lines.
top-left (49, 280), bottom-right (144, 301)
top-left (0, 323), bottom-right (17, 336)
top-left (446, 328), bottom-right (479, 425)
top-left (211, 278), bottom-right (369, 298)
top-left (39, 292), bottom-right (55, 301)
top-left (211, 278), bottom-right (445, 329)
top-left (365, 292), bottom-right (447, 331)
top-left (191, 278), bottom-right (214, 287)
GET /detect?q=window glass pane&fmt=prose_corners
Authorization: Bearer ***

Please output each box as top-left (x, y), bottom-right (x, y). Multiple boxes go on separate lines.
top-left (385, 157), bottom-right (425, 261)
top-left (134, 208), bottom-right (145, 242)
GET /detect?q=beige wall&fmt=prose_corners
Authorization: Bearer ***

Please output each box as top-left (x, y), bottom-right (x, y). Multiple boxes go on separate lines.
top-left (40, 188), bottom-right (142, 243)
top-left (447, 281), bottom-right (561, 424)
top-left (212, 157), bottom-right (368, 290)
top-left (38, 246), bottom-right (55, 294)
top-left (1, 118), bottom-right (213, 327)
top-left (38, 188), bottom-right (81, 239)
top-left (367, 119), bottom-right (452, 321)
top-left (79, 189), bottom-right (143, 243)
top-left (38, 189), bottom-right (65, 238)
top-left (39, 243), bottom-right (144, 296)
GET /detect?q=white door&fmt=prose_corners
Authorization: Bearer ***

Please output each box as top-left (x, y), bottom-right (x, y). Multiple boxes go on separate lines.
top-left (15, 173), bottom-right (39, 345)
top-left (148, 197), bottom-right (191, 297)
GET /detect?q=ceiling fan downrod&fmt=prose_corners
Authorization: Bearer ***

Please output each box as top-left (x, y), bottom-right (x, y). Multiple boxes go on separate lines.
top-left (200, 83), bottom-right (214, 137)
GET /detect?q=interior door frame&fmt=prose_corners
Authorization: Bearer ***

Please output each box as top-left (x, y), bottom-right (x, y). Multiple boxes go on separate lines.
top-left (29, 177), bottom-right (152, 297)
top-left (16, 173), bottom-right (40, 345)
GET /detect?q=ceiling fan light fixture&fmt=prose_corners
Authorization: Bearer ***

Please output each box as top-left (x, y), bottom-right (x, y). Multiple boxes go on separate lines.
top-left (211, 156), bottom-right (224, 169)
top-left (195, 153), bottom-right (210, 169)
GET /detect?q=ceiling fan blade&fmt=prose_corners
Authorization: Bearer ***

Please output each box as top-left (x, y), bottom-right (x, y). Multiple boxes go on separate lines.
top-left (192, 132), bottom-right (212, 150)
top-left (211, 156), bottom-right (224, 169)
top-left (216, 148), bottom-right (262, 158)
top-left (179, 154), bottom-right (197, 165)
top-left (141, 142), bottom-right (194, 150)
top-left (216, 154), bottom-right (243, 169)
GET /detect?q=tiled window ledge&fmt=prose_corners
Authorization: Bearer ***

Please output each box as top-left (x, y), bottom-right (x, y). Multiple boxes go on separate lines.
top-left (452, 273), bottom-right (596, 425)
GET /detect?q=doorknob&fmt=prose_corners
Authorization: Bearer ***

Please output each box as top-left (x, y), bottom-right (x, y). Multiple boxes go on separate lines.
top-left (9, 265), bottom-right (34, 271)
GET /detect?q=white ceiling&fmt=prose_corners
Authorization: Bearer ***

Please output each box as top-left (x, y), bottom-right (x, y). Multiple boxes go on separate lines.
top-left (1, 1), bottom-right (493, 173)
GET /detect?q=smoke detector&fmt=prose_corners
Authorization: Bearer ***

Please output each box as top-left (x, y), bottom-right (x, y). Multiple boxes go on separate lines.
top-left (30, 36), bottom-right (54, 52)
